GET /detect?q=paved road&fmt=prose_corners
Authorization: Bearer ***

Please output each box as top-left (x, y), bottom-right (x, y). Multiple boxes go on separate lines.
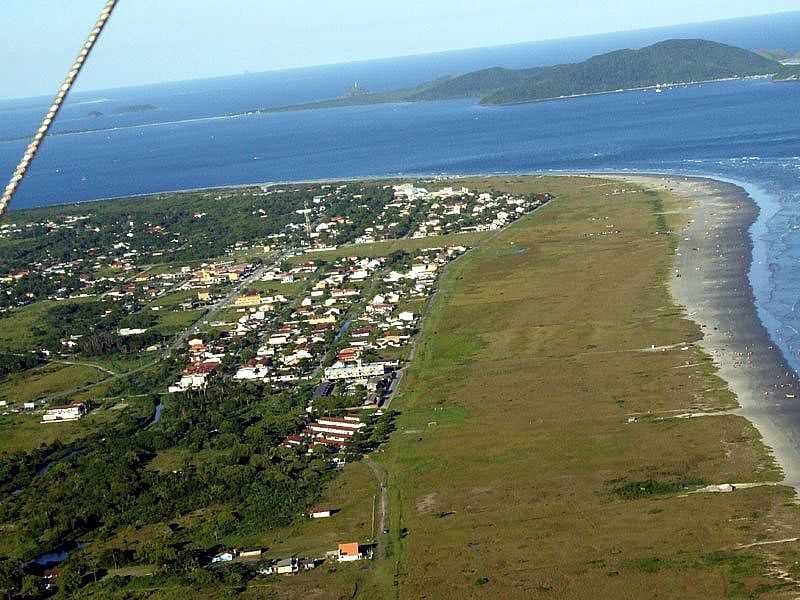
top-left (168, 253), bottom-right (281, 352)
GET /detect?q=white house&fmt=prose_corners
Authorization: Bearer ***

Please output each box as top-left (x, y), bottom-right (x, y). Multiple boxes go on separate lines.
top-left (211, 551), bottom-right (236, 564)
top-left (234, 366), bottom-right (270, 380)
top-left (119, 328), bottom-right (147, 336)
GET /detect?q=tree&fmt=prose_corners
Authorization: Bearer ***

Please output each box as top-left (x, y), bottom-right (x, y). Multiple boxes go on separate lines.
top-left (19, 575), bottom-right (42, 598)
top-left (0, 558), bottom-right (23, 599)
top-left (55, 562), bottom-right (84, 600)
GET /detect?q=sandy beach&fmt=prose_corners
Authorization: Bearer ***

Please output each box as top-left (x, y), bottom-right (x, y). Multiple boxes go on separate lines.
top-left (622, 174), bottom-right (800, 491)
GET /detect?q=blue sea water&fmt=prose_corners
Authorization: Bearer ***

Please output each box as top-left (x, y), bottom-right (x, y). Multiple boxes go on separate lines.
top-left (1, 19), bottom-right (800, 379)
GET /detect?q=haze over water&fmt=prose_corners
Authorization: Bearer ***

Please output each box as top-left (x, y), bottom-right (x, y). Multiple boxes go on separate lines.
top-left (1, 14), bottom-right (800, 378)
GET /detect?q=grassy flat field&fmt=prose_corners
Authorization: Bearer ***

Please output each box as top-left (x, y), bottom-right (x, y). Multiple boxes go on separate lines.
top-left (0, 362), bottom-right (106, 404)
top-left (270, 176), bottom-right (800, 600)
top-left (0, 399), bottom-right (134, 453)
top-left (153, 308), bottom-right (205, 335)
top-left (295, 231), bottom-right (490, 262)
top-left (250, 279), bottom-right (306, 297)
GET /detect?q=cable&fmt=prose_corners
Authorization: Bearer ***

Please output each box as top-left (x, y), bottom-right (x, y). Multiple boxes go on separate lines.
top-left (0, 0), bottom-right (120, 217)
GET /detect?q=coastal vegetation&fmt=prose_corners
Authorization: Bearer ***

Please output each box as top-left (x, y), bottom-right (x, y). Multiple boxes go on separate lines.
top-left (269, 176), bottom-right (800, 599)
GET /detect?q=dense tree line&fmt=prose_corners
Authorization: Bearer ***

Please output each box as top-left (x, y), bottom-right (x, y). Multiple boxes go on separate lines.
top-left (0, 183), bottom-right (399, 273)
top-left (0, 353), bottom-right (41, 380)
top-left (0, 374), bottom-right (398, 598)
top-left (25, 300), bottom-right (162, 355)
top-left (0, 272), bottom-right (84, 310)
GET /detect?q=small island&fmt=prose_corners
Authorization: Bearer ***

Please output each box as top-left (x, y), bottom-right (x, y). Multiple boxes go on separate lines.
top-left (111, 103), bottom-right (158, 114)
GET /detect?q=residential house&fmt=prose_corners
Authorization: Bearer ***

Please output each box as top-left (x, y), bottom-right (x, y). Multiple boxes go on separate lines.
top-left (337, 543), bottom-right (362, 562)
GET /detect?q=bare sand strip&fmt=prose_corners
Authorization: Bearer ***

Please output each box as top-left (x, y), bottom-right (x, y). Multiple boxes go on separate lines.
top-left (619, 174), bottom-right (800, 491)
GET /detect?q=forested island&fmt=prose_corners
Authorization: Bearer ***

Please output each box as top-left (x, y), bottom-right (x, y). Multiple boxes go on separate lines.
top-left (248, 39), bottom-right (782, 114)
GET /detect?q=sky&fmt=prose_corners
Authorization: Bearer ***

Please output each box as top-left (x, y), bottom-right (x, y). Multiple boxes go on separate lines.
top-left (1, 0), bottom-right (799, 100)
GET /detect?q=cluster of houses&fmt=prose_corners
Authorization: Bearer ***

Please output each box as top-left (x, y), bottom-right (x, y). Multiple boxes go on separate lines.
top-left (210, 541), bottom-right (367, 576)
top-left (0, 399), bottom-right (89, 423)
top-left (166, 245), bottom-right (467, 426)
top-left (167, 337), bottom-right (225, 393)
top-left (0, 212), bottom-right (193, 310)
top-left (317, 246), bottom-right (465, 397)
top-left (282, 414), bottom-right (366, 451)
top-left (409, 186), bottom-right (551, 238)
top-left (230, 256), bottom-right (386, 388)
top-left (343, 183), bottom-right (551, 245)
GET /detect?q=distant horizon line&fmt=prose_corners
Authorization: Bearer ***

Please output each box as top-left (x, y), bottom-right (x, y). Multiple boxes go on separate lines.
top-left (1, 8), bottom-right (798, 104)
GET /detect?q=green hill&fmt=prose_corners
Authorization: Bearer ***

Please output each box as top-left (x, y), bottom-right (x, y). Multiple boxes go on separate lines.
top-left (258, 39), bottom-right (780, 113)
top-left (756, 48), bottom-right (794, 61)
top-left (481, 39), bottom-right (778, 105)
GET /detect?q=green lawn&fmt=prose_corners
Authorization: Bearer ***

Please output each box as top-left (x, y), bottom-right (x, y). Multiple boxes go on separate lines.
top-left (0, 363), bottom-right (106, 405)
top-left (148, 289), bottom-right (198, 309)
top-left (250, 279), bottom-right (305, 298)
top-left (293, 231), bottom-right (490, 262)
top-left (153, 308), bottom-right (205, 335)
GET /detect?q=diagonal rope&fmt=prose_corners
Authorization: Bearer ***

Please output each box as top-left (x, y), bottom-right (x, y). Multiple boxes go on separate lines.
top-left (0, 0), bottom-right (120, 217)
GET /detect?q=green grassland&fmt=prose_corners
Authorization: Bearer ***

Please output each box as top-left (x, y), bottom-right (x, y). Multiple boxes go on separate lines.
top-left (250, 279), bottom-right (306, 298)
top-left (266, 176), bottom-right (800, 600)
top-left (0, 363), bottom-right (106, 405)
top-left (148, 289), bottom-right (198, 309)
top-left (0, 298), bottom-right (94, 353)
top-left (293, 231), bottom-right (490, 262)
top-left (0, 396), bottom-right (147, 453)
top-left (152, 308), bottom-right (205, 336)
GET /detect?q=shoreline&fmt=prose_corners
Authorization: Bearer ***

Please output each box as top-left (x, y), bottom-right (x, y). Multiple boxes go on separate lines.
top-left (621, 174), bottom-right (800, 491)
top-left (9, 169), bottom-right (799, 489)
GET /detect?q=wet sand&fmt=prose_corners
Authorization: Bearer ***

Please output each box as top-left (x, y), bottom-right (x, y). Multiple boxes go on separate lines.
top-left (621, 174), bottom-right (800, 491)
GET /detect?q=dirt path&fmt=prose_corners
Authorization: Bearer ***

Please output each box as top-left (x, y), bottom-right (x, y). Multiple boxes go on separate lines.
top-left (50, 359), bottom-right (116, 376)
top-left (365, 458), bottom-right (389, 559)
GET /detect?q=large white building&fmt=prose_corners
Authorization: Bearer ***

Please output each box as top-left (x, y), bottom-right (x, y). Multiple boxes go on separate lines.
top-left (324, 362), bottom-right (387, 381)
top-left (42, 403), bottom-right (86, 423)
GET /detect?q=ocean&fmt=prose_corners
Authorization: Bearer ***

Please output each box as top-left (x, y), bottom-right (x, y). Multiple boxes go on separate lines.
top-left (1, 15), bottom-right (800, 378)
